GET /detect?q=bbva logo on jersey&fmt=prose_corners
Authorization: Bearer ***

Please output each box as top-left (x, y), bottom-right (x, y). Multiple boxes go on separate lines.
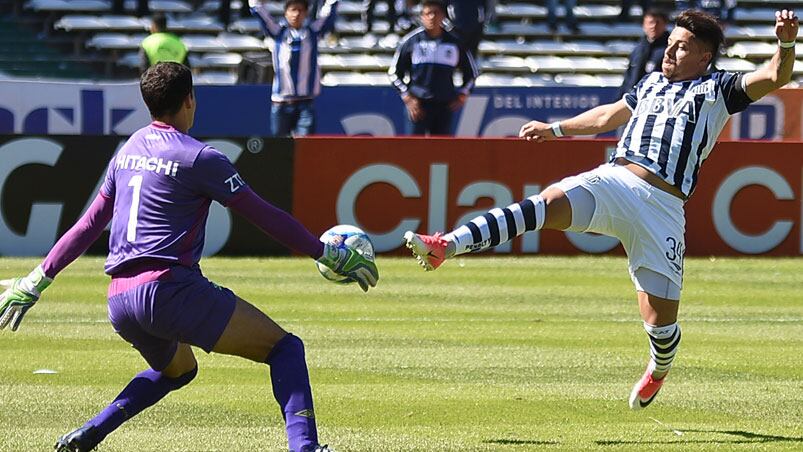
top-left (634, 96), bottom-right (698, 123)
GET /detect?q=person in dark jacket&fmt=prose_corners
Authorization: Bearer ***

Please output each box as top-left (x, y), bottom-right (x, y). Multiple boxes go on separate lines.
top-left (389, 0), bottom-right (479, 136)
top-left (446, 0), bottom-right (491, 58)
top-left (617, 9), bottom-right (669, 99)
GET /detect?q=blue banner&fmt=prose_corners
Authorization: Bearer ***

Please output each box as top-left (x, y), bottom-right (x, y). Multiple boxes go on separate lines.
top-left (0, 80), bottom-right (786, 140)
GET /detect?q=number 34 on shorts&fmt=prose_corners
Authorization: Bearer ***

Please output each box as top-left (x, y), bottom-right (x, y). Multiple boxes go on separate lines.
top-left (665, 236), bottom-right (685, 274)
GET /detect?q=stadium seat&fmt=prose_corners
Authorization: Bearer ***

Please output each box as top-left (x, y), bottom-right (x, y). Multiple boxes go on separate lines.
top-left (481, 55), bottom-right (530, 74)
top-left (227, 17), bottom-right (259, 34)
top-left (578, 23), bottom-right (643, 39)
top-left (318, 54), bottom-right (344, 70)
top-left (182, 35), bottom-right (220, 52)
top-left (524, 55), bottom-right (573, 73)
top-left (715, 58), bottom-right (757, 72)
top-left (553, 73), bottom-right (600, 86)
top-left (488, 22), bottom-right (551, 38)
top-left (337, 1), bottom-right (364, 16)
top-left (339, 54), bottom-right (386, 71)
top-left (171, 17), bottom-right (225, 33)
top-left (726, 25), bottom-right (777, 40)
top-left (56, 15), bottom-right (149, 32)
top-left (194, 71), bottom-right (238, 84)
top-left (117, 51), bottom-right (141, 68)
top-left (321, 71), bottom-right (368, 86)
top-left (219, 33), bottom-right (264, 51)
top-left (28, 0), bottom-right (110, 13)
top-left (565, 56), bottom-right (618, 74)
top-left (733, 8), bottom-right (777, 23)
top-left (574, 5), bottom-right (620, 19)
top-left (596, 74), bottom-right (625, 87)
top-left (606, 40), bottom-right (637, 56)
top-left (362, 72), bottom-right (391, 86)
top-left (377, 34), bottom-right (401, 51)
top-left (123, 0), bottom-right (193, 14)
top-left (495, 3), bottom-right (547, 19)
top-left (727, 41), bottom-right (777, 59)
top-left (196, 52), bottom-right (243, 68)
top-left (87, 33), bottom-right (145, 50)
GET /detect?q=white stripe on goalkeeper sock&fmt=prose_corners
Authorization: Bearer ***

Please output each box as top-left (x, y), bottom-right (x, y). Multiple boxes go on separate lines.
top-left (643, 321), bottom-right (681, 379)
top-left (444, 195), bottom-right (546, 256)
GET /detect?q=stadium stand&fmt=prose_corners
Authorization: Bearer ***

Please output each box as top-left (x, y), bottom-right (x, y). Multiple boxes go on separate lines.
top-left (2, 0), bottom-right (803, 85)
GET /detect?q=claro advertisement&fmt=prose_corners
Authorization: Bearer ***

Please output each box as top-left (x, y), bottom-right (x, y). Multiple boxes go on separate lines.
top-left (292, 138), bottom-right (803, 256)
top-left (1, 135), bottom-right (801, 257)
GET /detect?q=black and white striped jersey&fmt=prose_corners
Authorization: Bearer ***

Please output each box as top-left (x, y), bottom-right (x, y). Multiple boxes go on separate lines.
top-left (613, 71), bottom-right (754, 197)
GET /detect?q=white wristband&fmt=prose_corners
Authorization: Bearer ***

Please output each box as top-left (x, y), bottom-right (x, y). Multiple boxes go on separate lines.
top-left (549, 121), bottom-right (564, 138)
top-left (779, 40), bottom-right (796, 48)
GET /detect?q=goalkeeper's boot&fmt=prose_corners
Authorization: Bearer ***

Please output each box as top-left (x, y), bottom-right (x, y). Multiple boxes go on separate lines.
top-left (300, 445), bottom-right (334, 452)
top-left (403, 231), bottom-right (448, 271)
top-left (54, 425), bottom-right (100, 452)
top-left (629, 368), bottom-right (667, 410)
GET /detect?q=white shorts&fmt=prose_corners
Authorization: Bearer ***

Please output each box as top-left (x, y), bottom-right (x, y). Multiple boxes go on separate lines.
top-left (551, 163), bottom-right (686, 291)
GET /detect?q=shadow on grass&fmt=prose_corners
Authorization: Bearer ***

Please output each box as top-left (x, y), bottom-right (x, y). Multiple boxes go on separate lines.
top-left (596, 429), bottom-right (803, 446)
top-left (484, 439), bottom-right (560, 446)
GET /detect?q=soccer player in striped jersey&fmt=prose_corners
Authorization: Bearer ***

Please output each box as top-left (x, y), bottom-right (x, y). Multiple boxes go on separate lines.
top-left (405, 9), bottom-right (798, 410)
top-left (0, 63), bottom-right (376, 452)
top-left (250, 0), bottom-right (338, 136)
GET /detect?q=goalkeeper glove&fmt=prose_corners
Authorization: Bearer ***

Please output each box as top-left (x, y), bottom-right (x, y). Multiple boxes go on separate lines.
top-left (317, 243), bottom-right (379, 292)
top-left (0, 266), bottom-right (52, 332)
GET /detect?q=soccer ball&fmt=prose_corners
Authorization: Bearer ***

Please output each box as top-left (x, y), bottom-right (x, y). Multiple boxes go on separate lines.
top-left (316, 224), bottom-right (375, 284)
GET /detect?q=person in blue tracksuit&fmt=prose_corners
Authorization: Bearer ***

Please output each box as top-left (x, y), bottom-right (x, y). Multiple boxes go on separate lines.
top-left (389, 0), bottom-right (479, 136)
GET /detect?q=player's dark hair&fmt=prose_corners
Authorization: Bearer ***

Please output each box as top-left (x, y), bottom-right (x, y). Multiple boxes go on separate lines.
top-left (140, 62), bottom-right (193, 118)
top-left (644, 8), bottom-right (669, 23)
top-left (285, 0), bottom-right (309, 11)
top-left (421, 0), bottom-right (446, 13)
top-left (151, 13), bottom-right (167, 31)
top-left (675, 9), bottom-right (724, 55)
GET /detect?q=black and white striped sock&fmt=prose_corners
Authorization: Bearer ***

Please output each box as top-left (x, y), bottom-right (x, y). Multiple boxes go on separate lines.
top-left (444, 195), bottom-right (546, 256)
top-left (644, 321), bottom-right (681, 378)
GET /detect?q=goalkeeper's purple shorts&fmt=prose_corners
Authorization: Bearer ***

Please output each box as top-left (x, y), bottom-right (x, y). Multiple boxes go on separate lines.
top-left (106, 264), bottom-right (237, 371)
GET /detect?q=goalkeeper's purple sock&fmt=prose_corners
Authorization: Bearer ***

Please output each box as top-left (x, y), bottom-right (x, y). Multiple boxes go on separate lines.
top-left (84, 366), bottom-right (197, 441)
top-left (266, 334), bottom-right (318, 452)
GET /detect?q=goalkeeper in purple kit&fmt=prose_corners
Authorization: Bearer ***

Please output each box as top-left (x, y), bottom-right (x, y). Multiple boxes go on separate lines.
top-left (0, 62), bottom-right (377, 452)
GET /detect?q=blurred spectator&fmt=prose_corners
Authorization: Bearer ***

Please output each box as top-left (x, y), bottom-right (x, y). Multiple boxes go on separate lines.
top-left (250, 0), bottom-right (339, 137)
top-left (676, 0), bottom-right (736, 24)
top-left (112, 0), bottom-right (149, 17)
top-left (617, 9), bottom-right (669, 99)
top-left (364, 1), bottom-right (398, 35)
top-left (619, 0), bottom-right (653, 22)
top-left (139, 14), bottom-right (190, 74)
top-left (446, 0), bottom-right (491, 59)
top-left (389, 0), bottom-right (479, 136)
top-left (546, 0), bottom-right (579, 34)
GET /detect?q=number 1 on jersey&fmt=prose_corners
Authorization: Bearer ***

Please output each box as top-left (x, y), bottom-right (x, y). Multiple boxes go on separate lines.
top-left (127, 175), bottom-right (143, 242)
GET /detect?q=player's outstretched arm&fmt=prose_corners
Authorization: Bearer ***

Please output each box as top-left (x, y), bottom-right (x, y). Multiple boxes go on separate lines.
top-left (744, 9), bottom-right (798, 101)
top-left (519, 99), bottom-right (632, 142)
top-left (227, 188), bottom-right (378, 292)
top-left (0, 192), bottom-right (114, 332)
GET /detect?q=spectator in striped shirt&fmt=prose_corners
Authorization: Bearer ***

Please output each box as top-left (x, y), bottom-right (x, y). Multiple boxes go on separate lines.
top-left (250, 0), bottom-right (339, 137)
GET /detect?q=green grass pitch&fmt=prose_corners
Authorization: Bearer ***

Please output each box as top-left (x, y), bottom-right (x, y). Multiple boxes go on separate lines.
top-left (1, 256), bottom-right (801, 451)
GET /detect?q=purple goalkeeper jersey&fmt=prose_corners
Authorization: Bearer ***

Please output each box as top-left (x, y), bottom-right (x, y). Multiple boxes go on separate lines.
top-left (102, 122), bottom-right (246, 275)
